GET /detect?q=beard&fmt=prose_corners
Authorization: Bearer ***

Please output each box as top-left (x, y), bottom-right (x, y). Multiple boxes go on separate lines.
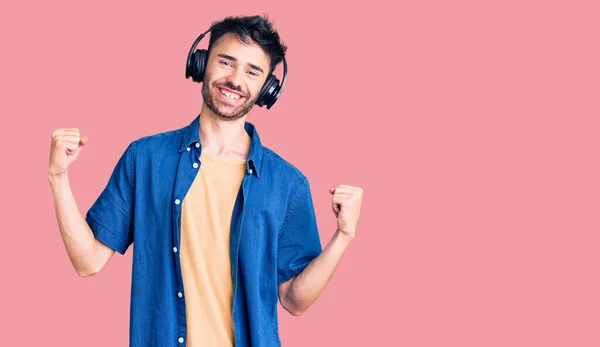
top-left (201, 72), bottom-right (258, 121)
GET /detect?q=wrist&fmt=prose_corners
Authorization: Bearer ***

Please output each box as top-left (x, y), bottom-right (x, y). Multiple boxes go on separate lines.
top-left (336, 228), bottom-right (355, 243)
top-left (48, 171), bottom-right (68, 185)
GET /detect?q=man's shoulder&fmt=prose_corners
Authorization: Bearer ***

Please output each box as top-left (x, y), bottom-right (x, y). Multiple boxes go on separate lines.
top-left (261, 146), bottom-right (309, 184)
top-left (127, 124), bottom-right (187, 156)
top-left (134, 126), bottom-right (184, 145)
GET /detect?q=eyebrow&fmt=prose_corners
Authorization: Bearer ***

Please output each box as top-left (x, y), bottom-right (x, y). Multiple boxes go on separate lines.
top-left (217, 53), bottom-right (264, 74)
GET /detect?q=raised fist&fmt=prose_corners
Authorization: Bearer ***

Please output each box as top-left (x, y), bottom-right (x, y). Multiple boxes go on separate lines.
top-left (48, 128), bottom-right (88, 178)
top-left (329, 184), bottom-right (364, 239)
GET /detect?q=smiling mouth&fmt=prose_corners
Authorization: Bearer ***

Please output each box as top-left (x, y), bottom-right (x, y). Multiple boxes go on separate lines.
top-left (218, 88), bottom-right (244, 101)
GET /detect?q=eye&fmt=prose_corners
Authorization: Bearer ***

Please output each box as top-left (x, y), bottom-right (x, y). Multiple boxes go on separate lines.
top-left (247, 71), bottom-right (259, 77)
top-left (220, 61), bottom-right (233, 67)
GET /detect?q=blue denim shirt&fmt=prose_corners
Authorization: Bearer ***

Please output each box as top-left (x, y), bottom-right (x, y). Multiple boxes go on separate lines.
top-left (85, 115), bottom-right (323, 346)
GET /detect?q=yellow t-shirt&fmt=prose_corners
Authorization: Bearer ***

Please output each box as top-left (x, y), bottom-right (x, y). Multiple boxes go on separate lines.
top-left (180, 152), bottom-right (246, 346)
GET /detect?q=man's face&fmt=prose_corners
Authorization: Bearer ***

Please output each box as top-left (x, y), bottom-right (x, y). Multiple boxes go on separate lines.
top-left (201, 32), bottom-right (271, 121)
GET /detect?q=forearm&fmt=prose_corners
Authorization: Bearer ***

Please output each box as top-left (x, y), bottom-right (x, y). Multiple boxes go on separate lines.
top-left (48, 173), bottom-right (100, 276)
top-left (283, 229), bottom-right (354, 315)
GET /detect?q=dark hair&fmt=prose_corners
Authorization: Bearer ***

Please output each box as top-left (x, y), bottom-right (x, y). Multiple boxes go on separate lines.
top-left (207, 15), bottom-right (287, 75)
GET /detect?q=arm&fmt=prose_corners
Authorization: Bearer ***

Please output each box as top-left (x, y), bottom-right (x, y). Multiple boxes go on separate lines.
top-left (279, 184), bottom-right (364, 316)
top-left (279, 228), bottom-right (353, 316)
top-left (49, 173), bottom-right (116, 277)
top-left (49, 128), bottom-right (136, 277)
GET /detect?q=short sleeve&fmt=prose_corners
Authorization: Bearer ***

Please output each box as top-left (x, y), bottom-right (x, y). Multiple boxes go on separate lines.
top-left (277, 177), bottom-right (323, 284)
top-left (85, 141), bottom-right (136, 255)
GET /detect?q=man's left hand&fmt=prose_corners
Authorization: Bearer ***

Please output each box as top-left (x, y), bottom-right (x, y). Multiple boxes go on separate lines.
top-left (329, 184), bottom-right (364, 239)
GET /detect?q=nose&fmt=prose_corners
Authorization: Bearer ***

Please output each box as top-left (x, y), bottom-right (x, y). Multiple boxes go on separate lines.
top-left (225, 67), bottom-right (245, 91)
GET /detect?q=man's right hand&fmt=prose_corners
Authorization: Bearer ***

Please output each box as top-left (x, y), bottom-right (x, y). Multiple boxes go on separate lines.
top-left (49, 128), bottom-right (88, 179)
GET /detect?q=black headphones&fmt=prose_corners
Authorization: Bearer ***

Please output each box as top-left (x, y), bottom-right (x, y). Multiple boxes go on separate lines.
top-left (185, 28), bottom-right (288, 110)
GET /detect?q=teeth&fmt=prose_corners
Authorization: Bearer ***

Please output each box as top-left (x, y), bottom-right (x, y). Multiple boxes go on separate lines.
top-left (220, 89), bottom-right (241, 100)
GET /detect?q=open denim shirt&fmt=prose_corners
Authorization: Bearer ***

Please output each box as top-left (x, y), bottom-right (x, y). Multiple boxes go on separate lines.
top-left (85, 115), bottom-right (323, 346)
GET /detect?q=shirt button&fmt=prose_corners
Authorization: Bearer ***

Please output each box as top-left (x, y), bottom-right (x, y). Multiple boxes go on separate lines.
top-left (178, 292), bottom-right (183, 298)
top-left (178, 337), bottom-right (184, 343)
top-left (173, 247), bottom-right (178, 253)
top-left (186, 147), bottom-right (190, 152)
top-left (195, 143), bottom-right (200, 148)
top-left (193, 162), bottom-right (199, 169)
top-left (175, 199), bottom-right (181, 205)
top-left (248, 169), bottom-right (253, 174)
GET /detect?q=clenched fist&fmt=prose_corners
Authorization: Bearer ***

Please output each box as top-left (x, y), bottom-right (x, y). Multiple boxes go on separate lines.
top-left (329, 184), bottom-right (364, 239)
top-left (48, 128), bottom-right (88, 178)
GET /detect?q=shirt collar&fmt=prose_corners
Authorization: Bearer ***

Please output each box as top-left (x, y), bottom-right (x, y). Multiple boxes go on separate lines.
top-left (179, 115), bottom-right (263, 178)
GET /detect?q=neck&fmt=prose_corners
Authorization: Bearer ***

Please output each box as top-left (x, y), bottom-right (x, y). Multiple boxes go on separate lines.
top-left (198, 106), bottom-right (251, 158)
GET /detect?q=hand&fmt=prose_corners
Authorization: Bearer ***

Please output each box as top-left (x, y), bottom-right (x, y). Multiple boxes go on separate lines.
top-left (329, 184), bottom-right (364, 239)
top-left (48, 128), bottom-right (88, 179)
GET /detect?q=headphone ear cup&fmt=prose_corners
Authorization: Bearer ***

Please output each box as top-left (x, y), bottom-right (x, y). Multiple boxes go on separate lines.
top-left (191, 49), bottom-right (208, 83)
top-left (256, 74), bottom-right (279, 107)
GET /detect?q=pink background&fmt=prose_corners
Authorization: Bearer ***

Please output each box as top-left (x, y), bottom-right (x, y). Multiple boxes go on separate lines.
top-left (1, 0), bottom-right (599, 346)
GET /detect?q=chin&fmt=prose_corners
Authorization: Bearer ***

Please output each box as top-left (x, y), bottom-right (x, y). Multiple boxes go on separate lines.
top-left (210, 100), bottom-right (251, 121)
top-left (201, 83), bottom-right (256, 120)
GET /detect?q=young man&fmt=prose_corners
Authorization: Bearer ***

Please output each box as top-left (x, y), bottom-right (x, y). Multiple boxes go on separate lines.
top-left (48, 15), bottom-right (364, 347)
